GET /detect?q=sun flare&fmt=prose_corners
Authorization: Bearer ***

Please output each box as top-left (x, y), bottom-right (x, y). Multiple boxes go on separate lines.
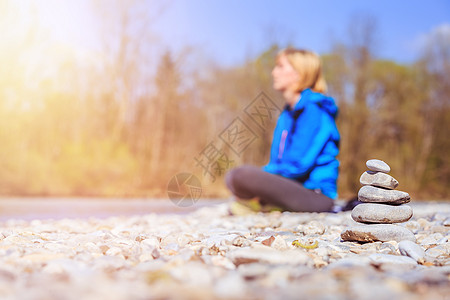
top-left (0, 0), bottom-right (97, 98)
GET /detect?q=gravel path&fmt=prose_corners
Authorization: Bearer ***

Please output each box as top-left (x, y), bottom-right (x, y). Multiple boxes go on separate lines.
top-left (0, 201), bottom-right (448, 299)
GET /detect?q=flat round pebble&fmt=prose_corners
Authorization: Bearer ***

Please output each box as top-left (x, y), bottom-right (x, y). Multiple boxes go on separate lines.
top-left (366, 159), bottom-right (391, 173)
top-left (369, 253), bottom-right (417, 266)
top-left (358, 186), bottom-right (410, 204)
top-left (351, 203), bottom-right (413, 224)
top-left (359, 171), bottom-right (399, 190)
top-left (341, 224), bottom-right (416, 242)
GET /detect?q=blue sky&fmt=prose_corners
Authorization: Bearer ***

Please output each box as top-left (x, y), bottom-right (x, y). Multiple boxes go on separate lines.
top-left (7, 0), bottom-right (449, 69)
top-left (152, 0), bottom-right (450, 66)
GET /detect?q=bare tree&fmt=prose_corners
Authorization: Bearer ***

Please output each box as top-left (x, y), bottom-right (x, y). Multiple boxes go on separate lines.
top-left (339, 14), bottom-right (379, 196)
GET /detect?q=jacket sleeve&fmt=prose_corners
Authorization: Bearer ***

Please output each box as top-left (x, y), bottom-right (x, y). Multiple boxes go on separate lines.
top-left (264, 103), bottom-right (331, 179)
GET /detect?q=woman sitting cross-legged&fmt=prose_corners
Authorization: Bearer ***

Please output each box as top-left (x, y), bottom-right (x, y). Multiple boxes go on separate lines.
top-left (225, 48), bottom-right (340, 213)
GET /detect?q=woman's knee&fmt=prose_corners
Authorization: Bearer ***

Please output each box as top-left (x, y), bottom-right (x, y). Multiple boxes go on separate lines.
top-left (225, 167), bottom-right (244, 190)
top-left (225, 165), bottom-right (255, 190)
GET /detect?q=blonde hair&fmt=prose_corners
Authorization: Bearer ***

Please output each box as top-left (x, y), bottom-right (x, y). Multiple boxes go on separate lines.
top-left (277, 48), bottom-right (327, 94)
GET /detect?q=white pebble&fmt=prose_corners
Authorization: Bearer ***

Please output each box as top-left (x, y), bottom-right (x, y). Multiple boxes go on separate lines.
top-left (398, 240), bottom-right (425, 263)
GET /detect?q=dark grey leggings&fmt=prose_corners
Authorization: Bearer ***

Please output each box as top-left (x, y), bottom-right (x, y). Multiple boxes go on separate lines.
top-left (225, 165), bottom-right (334, 212)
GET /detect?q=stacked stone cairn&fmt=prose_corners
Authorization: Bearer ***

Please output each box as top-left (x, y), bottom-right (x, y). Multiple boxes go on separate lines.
top-left (341, 159), bottom-right (416, 243)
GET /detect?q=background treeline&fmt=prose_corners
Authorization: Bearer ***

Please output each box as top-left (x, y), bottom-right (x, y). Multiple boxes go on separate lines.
top-left (0, 2), bottom-right (448, 200)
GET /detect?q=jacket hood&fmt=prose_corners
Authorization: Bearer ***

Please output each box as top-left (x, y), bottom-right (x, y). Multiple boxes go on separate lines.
top-left (292, 88), bottom-right (338, 118)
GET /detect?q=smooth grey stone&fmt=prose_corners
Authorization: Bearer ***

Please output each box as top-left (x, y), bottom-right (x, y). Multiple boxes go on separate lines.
top-left (378, 242), bottom-right (397, 255)
top-left (369, 253), bottom-right (417, 266)
top-left (351, 203), bottom-right (413, 224)
top-left (366, 159), bottom-right (391, 173)
top-left (425, 244), bottom-right (450, 258)
top-left (398, 240), bottom-right (425, 263)
top-left (420, 233), bottom-right (445, 246)
top-left (359, 171), bottom-right (399, 189)
top-left (326, 256), bottom-right (371, 269)
top-left (228, 248), bottom-right (311, 266)
top-left (203, 234), bottom-right (239, 247)
top-left (341, 224), bottom-right (416, 243)
top-left (443, 217), bottom-right (450, 226)
top-left (358, 185), bottom-right (410, 204)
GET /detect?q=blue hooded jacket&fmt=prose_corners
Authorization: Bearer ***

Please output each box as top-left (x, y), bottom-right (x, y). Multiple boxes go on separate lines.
top-left (263, 88), bottom-right (340, 199)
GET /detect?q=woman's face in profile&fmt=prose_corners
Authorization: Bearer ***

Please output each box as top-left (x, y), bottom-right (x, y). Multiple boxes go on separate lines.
top-left (272, 54), bottom-right (300, 92)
